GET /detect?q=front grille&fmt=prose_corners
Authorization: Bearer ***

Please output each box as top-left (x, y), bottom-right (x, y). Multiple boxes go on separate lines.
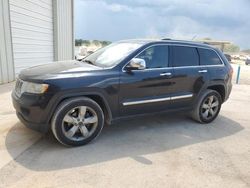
top-left (15, 79), bottom-right (23, 97)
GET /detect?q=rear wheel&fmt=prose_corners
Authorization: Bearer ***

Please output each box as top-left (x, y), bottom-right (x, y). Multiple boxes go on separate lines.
top-left (192, 89), bottom-right (222, 123)
top-left (51, 97), bottom-right (104, 146)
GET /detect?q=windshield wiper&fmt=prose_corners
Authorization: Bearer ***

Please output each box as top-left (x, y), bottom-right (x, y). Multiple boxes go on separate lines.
top-left (82, 59), bottom-right (95, 65)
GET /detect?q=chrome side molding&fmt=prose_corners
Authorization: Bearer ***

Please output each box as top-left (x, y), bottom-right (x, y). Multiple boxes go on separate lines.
top-left (171, 94), bottom-right (193, 100)
top-left (123, 97), bottom-right (171, 106)
top-left (123, 94), bottom-right (193, 106)
top-left (198, 70), bottom-right (208, 73)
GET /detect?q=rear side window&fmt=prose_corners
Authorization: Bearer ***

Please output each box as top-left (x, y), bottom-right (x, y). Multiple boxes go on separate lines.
top-left (198, 48), bottom-right (222, 65)
top-left (172, 46), bottom-right (199, 67)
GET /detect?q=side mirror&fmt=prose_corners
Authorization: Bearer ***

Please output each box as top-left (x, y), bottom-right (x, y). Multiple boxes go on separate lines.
top-left (125, 58), bottom-right (146, 71)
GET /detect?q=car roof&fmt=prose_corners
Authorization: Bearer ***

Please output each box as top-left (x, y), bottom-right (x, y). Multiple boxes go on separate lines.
top-left (118, 39), bottom-right (215, 49)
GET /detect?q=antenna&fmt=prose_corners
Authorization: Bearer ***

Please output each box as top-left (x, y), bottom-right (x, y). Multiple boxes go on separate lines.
top-left (191, 35), bottom-right (197, 40)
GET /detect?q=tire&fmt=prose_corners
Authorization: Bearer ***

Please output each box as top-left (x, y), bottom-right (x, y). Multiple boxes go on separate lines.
top-left (191, 89), bottom-right (222, 123)
top-left (51, 97), bottom-right (104, 146)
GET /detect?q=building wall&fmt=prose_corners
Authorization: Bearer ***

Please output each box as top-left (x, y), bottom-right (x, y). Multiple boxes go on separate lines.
top-left (53, 0), bottom-right (74, 61)
top-left (0, 0), bottom-right (74, 84)
top-left (0, 0), bottom-right (15, 84)
top-left (9, 0), bottom-right (54, 73)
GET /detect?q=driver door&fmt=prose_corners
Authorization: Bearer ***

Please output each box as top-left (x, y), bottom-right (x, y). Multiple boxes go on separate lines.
top-left (118, 45), bottom-right (174, 117)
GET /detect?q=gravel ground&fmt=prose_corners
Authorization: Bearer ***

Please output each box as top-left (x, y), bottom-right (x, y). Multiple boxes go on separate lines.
top-left (0, 83), bottom-right (250, 188)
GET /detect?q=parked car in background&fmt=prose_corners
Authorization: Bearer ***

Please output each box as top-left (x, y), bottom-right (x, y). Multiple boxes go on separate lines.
top-left (231, 54), bottom-right (240, 60)
top-left (245, 58), bottom-right (250, 65)
top-left (239, 55), bottom-right (247, 61)
top-left (75, 46), bottom-right (99, 61)
top-left (224, 54), bottom-right (231, 62)
top-left (12, 39), bottom-right (233, 146)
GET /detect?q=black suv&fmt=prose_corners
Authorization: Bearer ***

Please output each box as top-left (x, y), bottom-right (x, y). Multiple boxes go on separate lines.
top-left (12, 39), bottom-right (233, 146)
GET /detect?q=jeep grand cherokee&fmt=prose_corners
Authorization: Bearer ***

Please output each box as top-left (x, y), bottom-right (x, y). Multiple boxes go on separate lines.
top-left (12, 39), bottom-right (233, 146)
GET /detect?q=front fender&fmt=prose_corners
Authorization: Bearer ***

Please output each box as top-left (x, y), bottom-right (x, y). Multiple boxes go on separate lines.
top-left (44, 89), bottom-right (116, 125)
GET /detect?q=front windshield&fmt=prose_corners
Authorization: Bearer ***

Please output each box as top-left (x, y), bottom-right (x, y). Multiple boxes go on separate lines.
top-left (83, 42), bottom-right (143, 68)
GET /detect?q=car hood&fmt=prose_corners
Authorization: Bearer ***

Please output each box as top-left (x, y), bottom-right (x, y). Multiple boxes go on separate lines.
top-left (19, 60), bottom-right (102, 80)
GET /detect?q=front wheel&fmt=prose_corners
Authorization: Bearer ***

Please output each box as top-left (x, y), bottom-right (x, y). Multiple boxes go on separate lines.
top-left (191, 90), bottom-right (222, 123)
top-left (51, 97), bottom-right (104, 146)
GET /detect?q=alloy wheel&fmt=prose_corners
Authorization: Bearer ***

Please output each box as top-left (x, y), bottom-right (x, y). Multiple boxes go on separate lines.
top-left (201, 95), bottom-right (219, 120)
top-left (62, 106), bottom-right (98, 141)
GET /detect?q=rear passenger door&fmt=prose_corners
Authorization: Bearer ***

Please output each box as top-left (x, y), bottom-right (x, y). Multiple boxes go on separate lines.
top-left (170, 46), bottom-right (208, 109)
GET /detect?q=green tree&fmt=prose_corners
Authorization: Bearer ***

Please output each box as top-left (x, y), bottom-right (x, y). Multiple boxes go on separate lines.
top-left (92, 40), bottom-right (100, 46)
top-left (100, 41), bottom-right (112, 47)
top-left (75, 39), bottom-right (82, 46)
top-left (82, 40), bottom-right (90, 46)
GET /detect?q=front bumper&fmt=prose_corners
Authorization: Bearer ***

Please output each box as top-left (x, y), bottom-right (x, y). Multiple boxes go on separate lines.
top-left (12, 91), bottom-right (51, 133)
top-left (16, 111), bottom-right (49, 133)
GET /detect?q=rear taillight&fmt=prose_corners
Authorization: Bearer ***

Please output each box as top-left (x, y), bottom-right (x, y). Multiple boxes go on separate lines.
top-left (229, 66), bottom-right (233, 76)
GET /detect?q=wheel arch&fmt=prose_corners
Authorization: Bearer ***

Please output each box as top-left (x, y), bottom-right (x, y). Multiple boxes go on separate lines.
top-left (207, 84), bottom-right (226, 102)
top-left (48, 92), bottom-right (113, 125)
top-left (193, 83), bottom-right (226, 108)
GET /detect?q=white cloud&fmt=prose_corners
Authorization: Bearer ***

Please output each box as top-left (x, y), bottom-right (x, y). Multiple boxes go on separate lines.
top-left (75, 0), bottom-right (250, 49)
top-left (106, 4), bottom-right (132, 12)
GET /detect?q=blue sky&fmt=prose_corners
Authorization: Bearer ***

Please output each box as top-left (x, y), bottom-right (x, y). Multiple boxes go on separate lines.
top-left (74, 0), bottom-right (250, 49)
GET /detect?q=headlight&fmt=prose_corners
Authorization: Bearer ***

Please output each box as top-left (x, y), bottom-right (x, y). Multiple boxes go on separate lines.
top-left (22, 81), bottom-right (49, 94)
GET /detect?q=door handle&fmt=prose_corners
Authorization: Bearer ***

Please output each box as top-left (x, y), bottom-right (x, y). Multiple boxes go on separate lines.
top-left (160, 72), bottom-right (172, 76)
top-left (198, 70), bottom-right (207, 73)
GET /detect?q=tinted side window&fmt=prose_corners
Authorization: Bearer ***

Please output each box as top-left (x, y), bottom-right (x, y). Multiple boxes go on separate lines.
top-left (198, 48), bottom-right (222, 65)
top-left (172, 46), bottom-right (199, 67)
top-left (136, 45), bottom-right (168, 68)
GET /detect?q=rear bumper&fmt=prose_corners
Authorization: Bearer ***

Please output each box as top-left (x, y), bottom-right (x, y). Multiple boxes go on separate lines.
top-left (225, 82), bottom-right (232, 102)
top-left (12, 91), bottom-right (50, 133)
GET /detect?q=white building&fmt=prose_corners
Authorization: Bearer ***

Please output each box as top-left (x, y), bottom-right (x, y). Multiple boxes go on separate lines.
top-left (0, 0), bottom-right (74, 84)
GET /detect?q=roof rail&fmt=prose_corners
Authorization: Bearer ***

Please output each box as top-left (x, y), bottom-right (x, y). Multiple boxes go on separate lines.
top-left (162, 38), bottom-right (171, 40)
